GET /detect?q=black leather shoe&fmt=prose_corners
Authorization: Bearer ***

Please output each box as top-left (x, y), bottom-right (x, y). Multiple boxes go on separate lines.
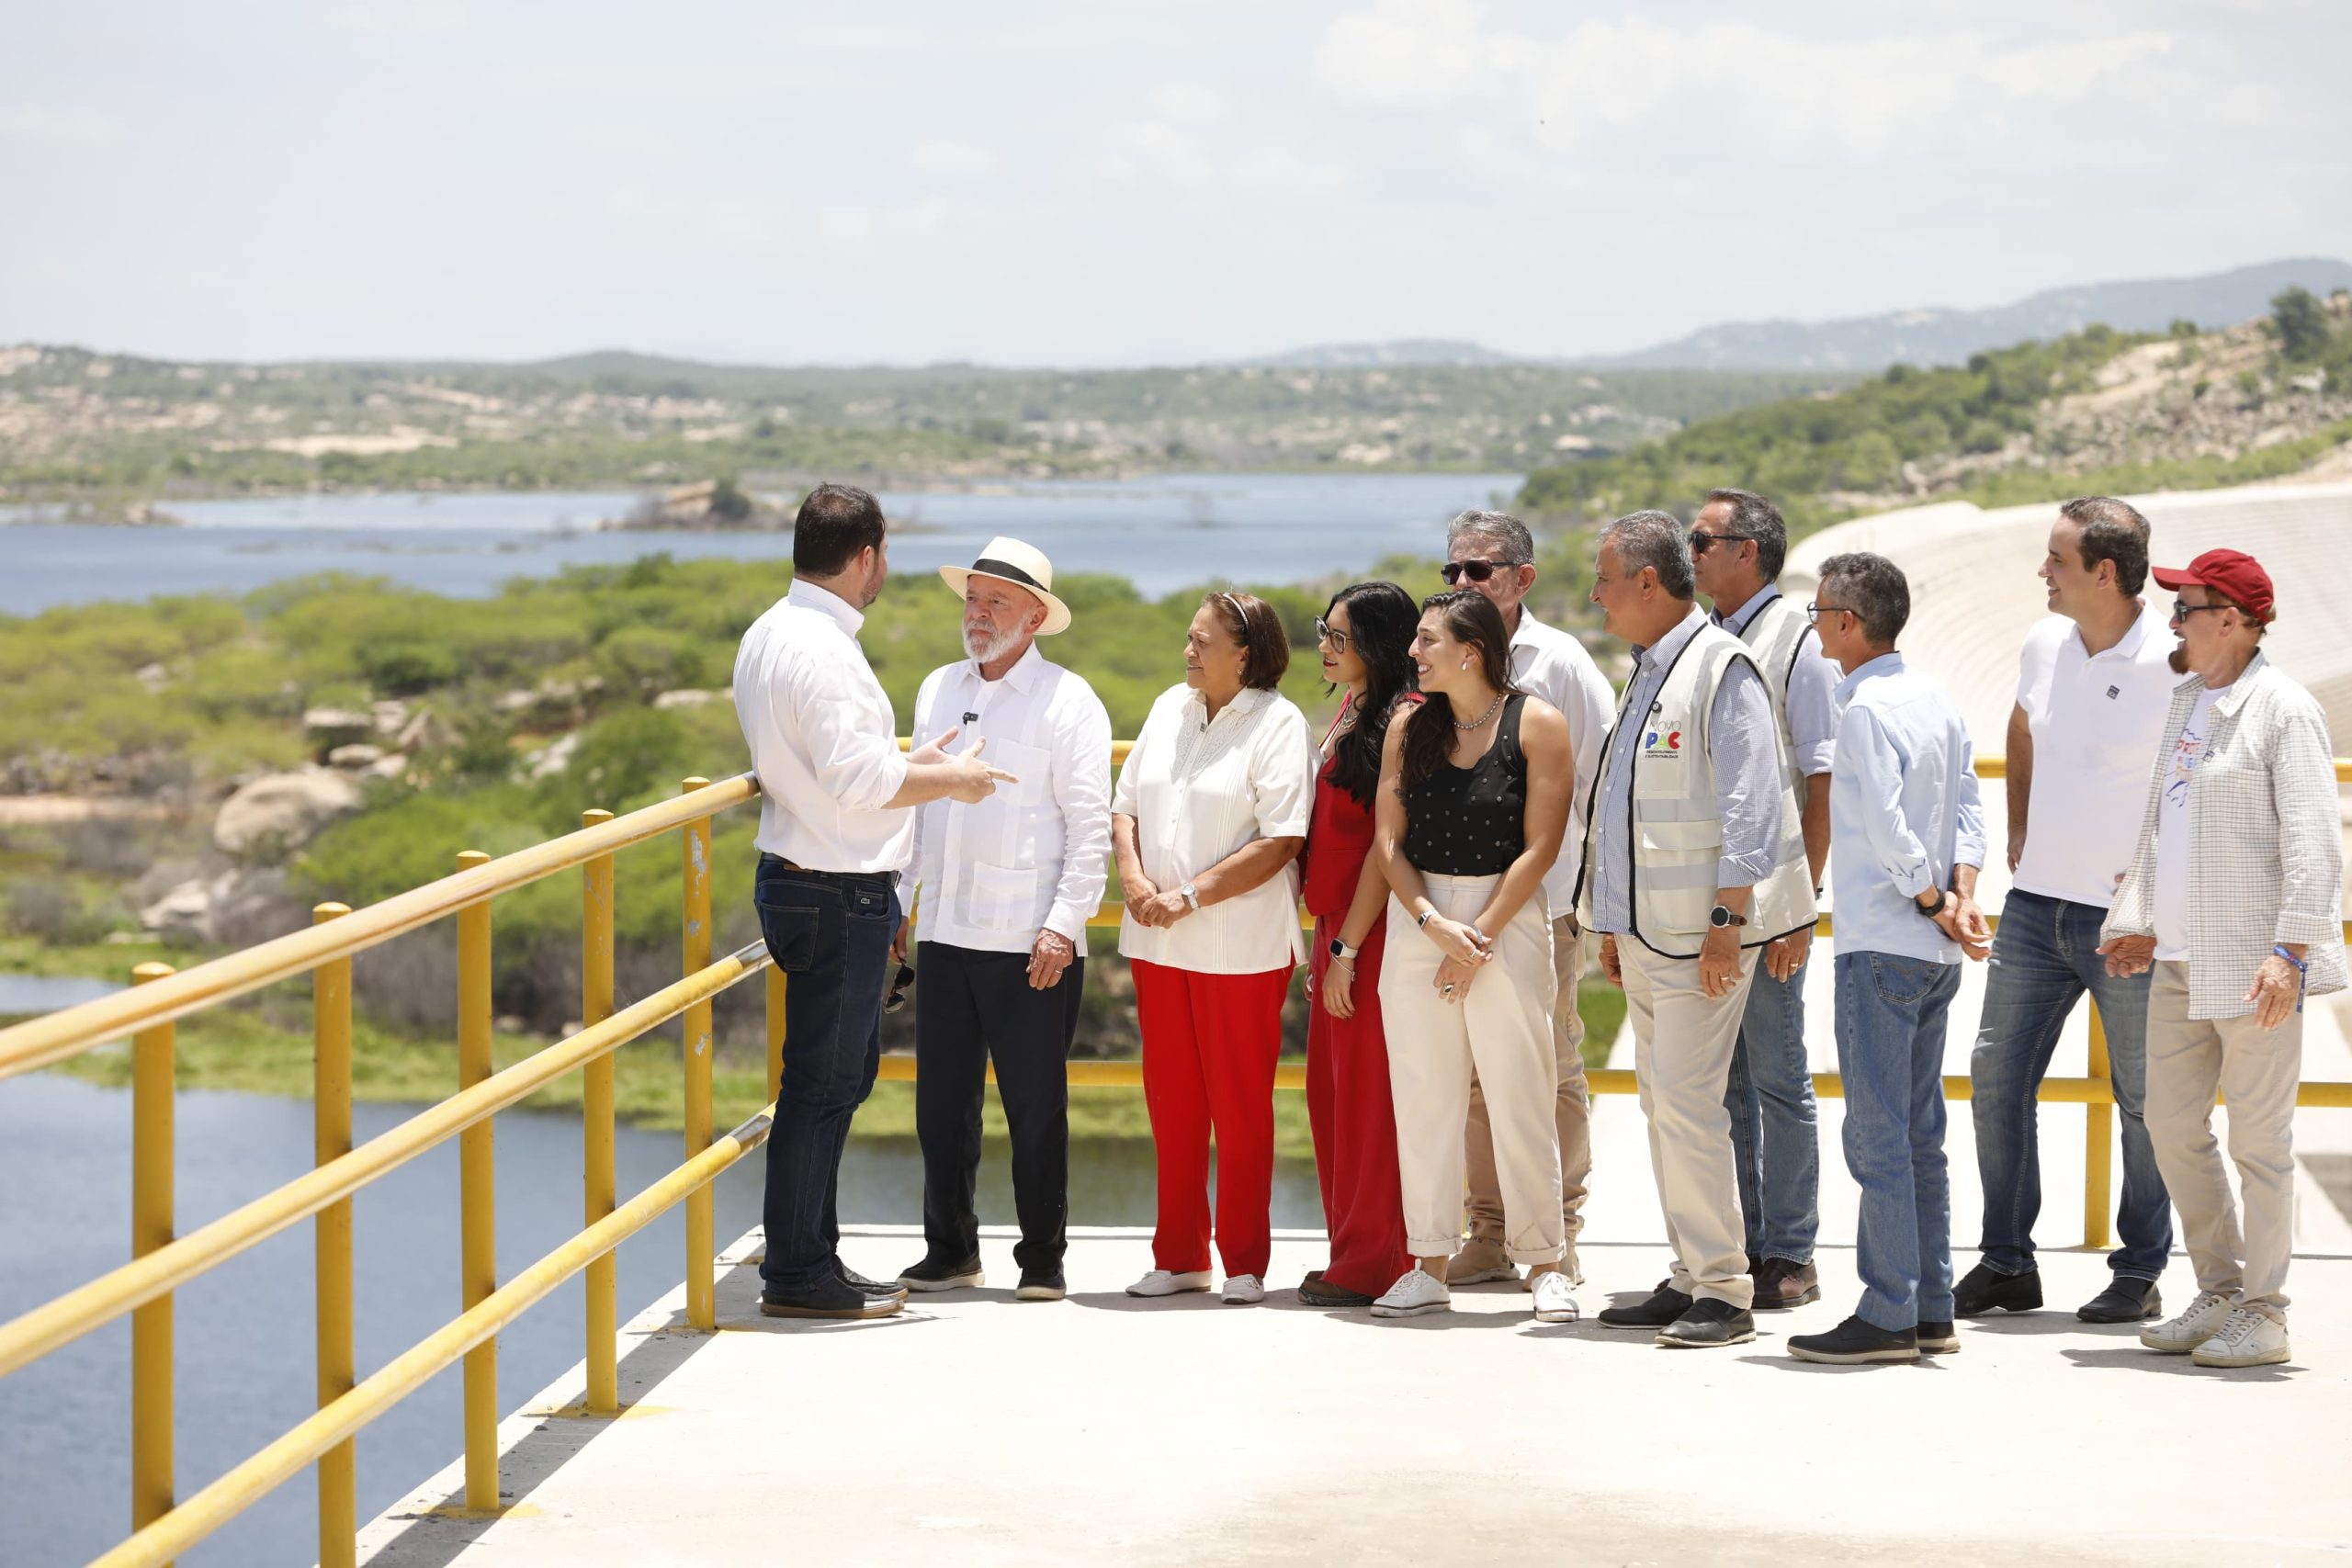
top-left (2077, 1279), bottom-right (2161, 1323)
top-left (1951, 1262), bottom-right (2042, 1316)
top-left (1788, 1314), bottom-right (1918, 1363)
top-left (1014, 1269), bottom-right (1066, 1302)
top-left (1658, 1297), bottom-right (1757, 1348)
top-left (760, 1276), bottom-right (903, 1319)
top-left (1917, 1320), bottom-right (1960, 1354)
top-left (1751, 1257), bottom-right (1822, 1311)
top-left (899, 1255), bottom-right (985, 1292)
top-left (836, 1260), bottom-right (909, 1300)
top-left (1600, 1286), bottom-right (1694, 1329)
top-left (1297, 1276), bottom-right (1375, 1308)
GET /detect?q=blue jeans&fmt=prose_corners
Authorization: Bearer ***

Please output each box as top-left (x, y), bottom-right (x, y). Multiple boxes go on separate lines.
top-left (1724, 959), bottom-right (1820, 1264)
top-left (1968, 889), bottom-right (2170, 1281)
top-left (1835, 951), bottom-right (1960, 1332)
top-left (753, 857), bottom-right (899, 1293)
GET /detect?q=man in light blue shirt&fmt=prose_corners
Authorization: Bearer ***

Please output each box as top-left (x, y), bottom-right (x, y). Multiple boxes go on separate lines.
top-left (1790, 552), bottom-right (1993, 1365)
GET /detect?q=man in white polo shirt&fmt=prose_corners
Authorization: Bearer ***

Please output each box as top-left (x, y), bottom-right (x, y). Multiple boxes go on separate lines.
top-left (1961, 496), bottom-right (2177, 1324)
top-left (1438, 509), bottom-right (1616, 1287)
top-left (898, 538), bottom-right (1113, 1304)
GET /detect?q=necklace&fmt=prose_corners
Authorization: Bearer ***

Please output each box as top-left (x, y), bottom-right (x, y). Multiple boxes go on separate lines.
top-left (1452, 690), bottom-right (1504, 730)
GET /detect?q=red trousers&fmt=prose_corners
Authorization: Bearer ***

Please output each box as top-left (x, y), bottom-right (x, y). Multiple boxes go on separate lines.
top-left (1133, 959), bottom-right (1293, 1280)
top-left (1306, 917), bottom-right (1411, 1298)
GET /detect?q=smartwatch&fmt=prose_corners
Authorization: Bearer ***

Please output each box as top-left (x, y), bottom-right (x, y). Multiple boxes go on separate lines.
top-left (1708, 904), bottom-right (1747, 929)
top-left (1181, 882), bottom-right (1200, 912)
top-left (1415, 908), bottom-right (1437, 929)
top-left (1329, 938), bottom-right (1358, 961)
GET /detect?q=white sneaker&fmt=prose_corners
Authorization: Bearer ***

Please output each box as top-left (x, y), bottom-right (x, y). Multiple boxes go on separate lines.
top-left (1520, 1252), bottom-right (1587, 1291)
top-left (1125, 1269), bottom-right (1213, 1298)
top-left (2191, 1307), bottom-right (2290, 1369)
top-left (2139, 1290), bottom-right (2234, 1353)
top-left (1532, 1270), bottom-right (1579, 1323)
top-left (1222, 1274), bottom-right (1266, 1305)
top-left (1370, 1267), bottom-right (1452, 1319)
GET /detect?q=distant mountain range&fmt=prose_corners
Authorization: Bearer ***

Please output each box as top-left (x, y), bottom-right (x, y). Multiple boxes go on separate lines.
top-left (1242, 258), bottom-right (2352, 375)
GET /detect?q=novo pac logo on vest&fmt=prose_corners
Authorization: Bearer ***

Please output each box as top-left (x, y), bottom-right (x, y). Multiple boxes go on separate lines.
top-left (1642, 728), bottom-right (1684, 759)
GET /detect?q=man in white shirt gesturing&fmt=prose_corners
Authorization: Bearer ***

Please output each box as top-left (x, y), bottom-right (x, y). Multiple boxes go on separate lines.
top-left (898, 538), bottom-right (1113, 1303)
top-left (733, 484), bottom-right (1013, 1320)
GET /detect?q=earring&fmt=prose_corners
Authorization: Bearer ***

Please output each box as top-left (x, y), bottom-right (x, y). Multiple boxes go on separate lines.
top-left (1460, 659), bottom-right (1471, 671)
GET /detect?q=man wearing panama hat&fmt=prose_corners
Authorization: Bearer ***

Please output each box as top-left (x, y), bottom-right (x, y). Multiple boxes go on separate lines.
top-left (899, 536), bottom-right (1114, 1302)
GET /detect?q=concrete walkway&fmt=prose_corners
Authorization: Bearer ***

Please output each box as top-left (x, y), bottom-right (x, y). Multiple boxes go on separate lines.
top-left (356, 1223), bottom-right (2352, 1567)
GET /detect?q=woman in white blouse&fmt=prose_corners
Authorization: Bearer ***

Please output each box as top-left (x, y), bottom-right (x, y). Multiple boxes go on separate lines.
top-left (1112, 591), bottom-right (1317, 1305)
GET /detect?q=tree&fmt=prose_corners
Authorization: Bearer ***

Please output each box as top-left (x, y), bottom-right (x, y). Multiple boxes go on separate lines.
top-left (2272, 287), bottom-right (2331, 364)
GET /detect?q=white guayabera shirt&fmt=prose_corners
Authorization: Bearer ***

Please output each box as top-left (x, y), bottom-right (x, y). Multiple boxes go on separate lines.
top-left (1112, 683), bottom-right (1317, 975)
top-left (907, 643), bottom-right (1114, 957)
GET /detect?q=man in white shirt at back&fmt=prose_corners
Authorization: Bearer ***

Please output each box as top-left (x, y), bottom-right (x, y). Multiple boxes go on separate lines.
top-left (733, 483), bottom-right (1012, 1320)
top-left (896, 538), bottom-right (1112, 1304)
top-left (1439, 509), bottom-right (1617, 1287)
top-left (1961, 496), bottom-right (2177, 1325)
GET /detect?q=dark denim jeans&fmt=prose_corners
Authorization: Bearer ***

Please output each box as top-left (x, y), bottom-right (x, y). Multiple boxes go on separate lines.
top-left (1968, 888), bottom-right (2170, 1281)
top-left (753, 855), bottom-right (899, 1294)
top-left (1724, 958), bottom-right (1821, 1264)
top-left (1836, 951), bottom-right (1961, 1332)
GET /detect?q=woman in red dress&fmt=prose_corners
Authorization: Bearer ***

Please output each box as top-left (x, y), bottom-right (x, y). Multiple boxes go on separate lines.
top-left (1298, 581), bottom-right (1420, 1307)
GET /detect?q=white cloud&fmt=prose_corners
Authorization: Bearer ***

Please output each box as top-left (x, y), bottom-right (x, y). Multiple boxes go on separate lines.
top-left (329, 2), bottom-right (469, 40)
top-left (0, 102), bottom-right (131, 147)
top-left (908, 141), bottom-right (997, 180)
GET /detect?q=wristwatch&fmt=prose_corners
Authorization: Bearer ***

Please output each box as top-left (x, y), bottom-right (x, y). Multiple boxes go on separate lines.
top-left (1181, 882), bottom-right (1200, 912)
top-left (1916, 887), bottom-right (1950, 919)
top-left (1708, 904), bottom-right (1748, 929)
top-left (1415, 908), bottom-right (1437, 929)
top-left (1329, 938), bottom-right (1359, 961)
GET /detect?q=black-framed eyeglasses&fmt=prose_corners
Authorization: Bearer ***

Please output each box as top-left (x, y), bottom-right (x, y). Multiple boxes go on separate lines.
top-left (1441, 558), bottom-right (1514, 585)
top-left (1690, 530), bottom-right (1758, 554)
top-left (1804, 601), bottom-right (1855, 621)
top-left (882, 963), bottom-right (915, 1014)
top-left (2170, 598), bottom-right (2228, 625)
top-left (1313, 615), bottom-right (1350, 653)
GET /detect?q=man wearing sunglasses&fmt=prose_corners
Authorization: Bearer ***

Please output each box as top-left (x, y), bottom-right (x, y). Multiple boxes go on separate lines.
top-left (1439, 510), bottom-right (1615, 1289)
top-left (1690, 488), bottom-right (1841, 1313)
top-left (1961, 497), bottom-right (2178, 1326)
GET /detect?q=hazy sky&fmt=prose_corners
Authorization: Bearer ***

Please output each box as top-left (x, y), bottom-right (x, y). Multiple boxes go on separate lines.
top-left (5, 2), bottom-right (2347, 366)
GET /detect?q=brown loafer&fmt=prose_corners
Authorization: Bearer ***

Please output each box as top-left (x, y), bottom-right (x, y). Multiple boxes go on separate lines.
top-left (1751, 1258), bottom-right (1821, 1311)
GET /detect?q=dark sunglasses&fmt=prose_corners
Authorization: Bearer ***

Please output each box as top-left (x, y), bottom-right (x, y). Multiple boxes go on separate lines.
top-left (1690, 530), bottom-right (1758, 553)
top-left (882, 963), bottom-right (915, 1014)
top-left (1441, 558), bottom-right (1515, 585)
top-left (2169, 598), bottom-right (2229, 624)
top-left (1313, 615), bottom-right (1350, 653)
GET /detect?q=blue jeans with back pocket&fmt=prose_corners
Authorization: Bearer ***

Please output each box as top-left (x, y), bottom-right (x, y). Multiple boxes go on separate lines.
top-left (1836, 950), bottom-right (1962, 1331)
top-left (754, 854), bottom-right (899, 1294)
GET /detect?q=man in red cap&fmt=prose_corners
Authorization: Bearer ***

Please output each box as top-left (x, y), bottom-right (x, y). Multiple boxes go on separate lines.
top-left (2099, 547), bottom-right (2345, 1369)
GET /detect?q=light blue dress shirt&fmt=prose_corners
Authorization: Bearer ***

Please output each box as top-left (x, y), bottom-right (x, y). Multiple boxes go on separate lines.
top-left (1827, 651), bottom-right (1987, 964)
top-left (1588, 606), bottom-right (1782, 937)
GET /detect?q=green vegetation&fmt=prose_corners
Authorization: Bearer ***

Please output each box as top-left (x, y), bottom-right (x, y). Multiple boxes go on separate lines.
top-left (1516, 325), bottom-right (2149, 528)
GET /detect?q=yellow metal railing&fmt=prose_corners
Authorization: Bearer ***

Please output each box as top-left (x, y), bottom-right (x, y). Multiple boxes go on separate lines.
top-left (1, 750), bottom-right (2349, 1566)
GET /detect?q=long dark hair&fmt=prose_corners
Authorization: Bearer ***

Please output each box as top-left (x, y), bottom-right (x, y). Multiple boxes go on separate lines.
top-left (1400, 590), bottom-right (1518, 791)
top-left (1322, 581), bottom-right (1419, 807)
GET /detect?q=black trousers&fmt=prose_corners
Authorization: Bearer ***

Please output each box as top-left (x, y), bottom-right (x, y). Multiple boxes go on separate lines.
top-left (914, 940), bottom-right (1082, 1275)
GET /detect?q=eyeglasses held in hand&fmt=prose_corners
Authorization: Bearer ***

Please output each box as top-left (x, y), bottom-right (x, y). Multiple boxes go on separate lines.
top-left (1440, 558), bottom-right (1512, 585)
top-left (1313, 615), bottom-right (1351, 654)
top-left (882, 963), bottom-right (915, 1014)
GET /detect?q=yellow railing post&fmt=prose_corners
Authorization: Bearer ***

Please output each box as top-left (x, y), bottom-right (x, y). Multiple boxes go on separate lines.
top-left (311, 905), bottom-right (356, 1568)
top-left (681, 778), bottom-right (716, 1330)
top-left (130, 961), bottom-right (175, 1553)
top-left (2084, 999), bottom-right (2113, 1251)
top-left (765, 966), bottom-right (786, 1106)
top-left (454, 850), bottom-right (499, 1513)
top-left (580, 809), bottom-right (618, 1415)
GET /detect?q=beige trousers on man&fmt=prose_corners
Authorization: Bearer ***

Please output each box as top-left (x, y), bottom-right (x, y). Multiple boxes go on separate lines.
top-left (1620, 935), bottom-right (1758, 1309)
top-left (1382, 876), bottom-right (1565, 1266)
top-left (2143, 961), bottom-right (2302, 1318)
top-left (1464, 913), bottom-right (1591, 1266)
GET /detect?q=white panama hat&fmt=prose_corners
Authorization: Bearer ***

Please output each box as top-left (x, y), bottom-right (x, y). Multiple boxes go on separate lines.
top-left (938, 536), bottom-right (1073, 636)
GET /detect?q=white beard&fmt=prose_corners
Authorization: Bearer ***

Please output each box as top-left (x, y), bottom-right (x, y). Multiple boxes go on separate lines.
top-left (964, 624), bottom-right (1024, 665)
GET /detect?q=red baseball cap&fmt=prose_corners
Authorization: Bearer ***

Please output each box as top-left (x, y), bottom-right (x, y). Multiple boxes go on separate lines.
top-left (2152, 547), bottom-right (2275, 625)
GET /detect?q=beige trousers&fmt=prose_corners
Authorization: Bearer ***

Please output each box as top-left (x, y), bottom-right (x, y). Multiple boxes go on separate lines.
top-left (1382, 877), bottom-right (1564, 1266)
top-left (2143, 961), bottom-right (2302, 1319)
top-left (1465, 913), bottom-right (1591, 1259)
top-left (1620, 935), bottom-right (1758, 1309)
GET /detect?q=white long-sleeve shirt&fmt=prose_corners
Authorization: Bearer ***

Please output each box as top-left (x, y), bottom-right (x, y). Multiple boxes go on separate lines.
top-left (1509, 608), bottom-right (1616, 920)
top-left (731, 579), bottom-right (912, 874)
top-left (907, 643), bottom-right (1114, 956)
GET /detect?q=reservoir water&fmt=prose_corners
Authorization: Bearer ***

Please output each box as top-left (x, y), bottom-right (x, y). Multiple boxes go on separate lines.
top-left (0, 1074), bottom-right (1327, 1568)
top-left (0, 471), bottom-right (1522, 615)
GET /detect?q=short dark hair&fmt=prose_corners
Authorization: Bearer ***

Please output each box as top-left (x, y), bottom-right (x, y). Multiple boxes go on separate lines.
top-left (1205, 590), bottom-right (1291, 690)
top-left (2057, 496), bottom-right (2151, 596)
top-left (1702, 488), bottom-right (1789, 581)
top-left (791, 482), bottom-right (887, 576)
top-left (1817, 551), bottom-right (1911, 647)
top-left (1600, 510), bottom-right (1695, 601)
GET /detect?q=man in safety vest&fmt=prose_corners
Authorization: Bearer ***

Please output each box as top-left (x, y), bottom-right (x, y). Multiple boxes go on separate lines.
top-left (1580, 511), bottom-right (1815, 1349)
